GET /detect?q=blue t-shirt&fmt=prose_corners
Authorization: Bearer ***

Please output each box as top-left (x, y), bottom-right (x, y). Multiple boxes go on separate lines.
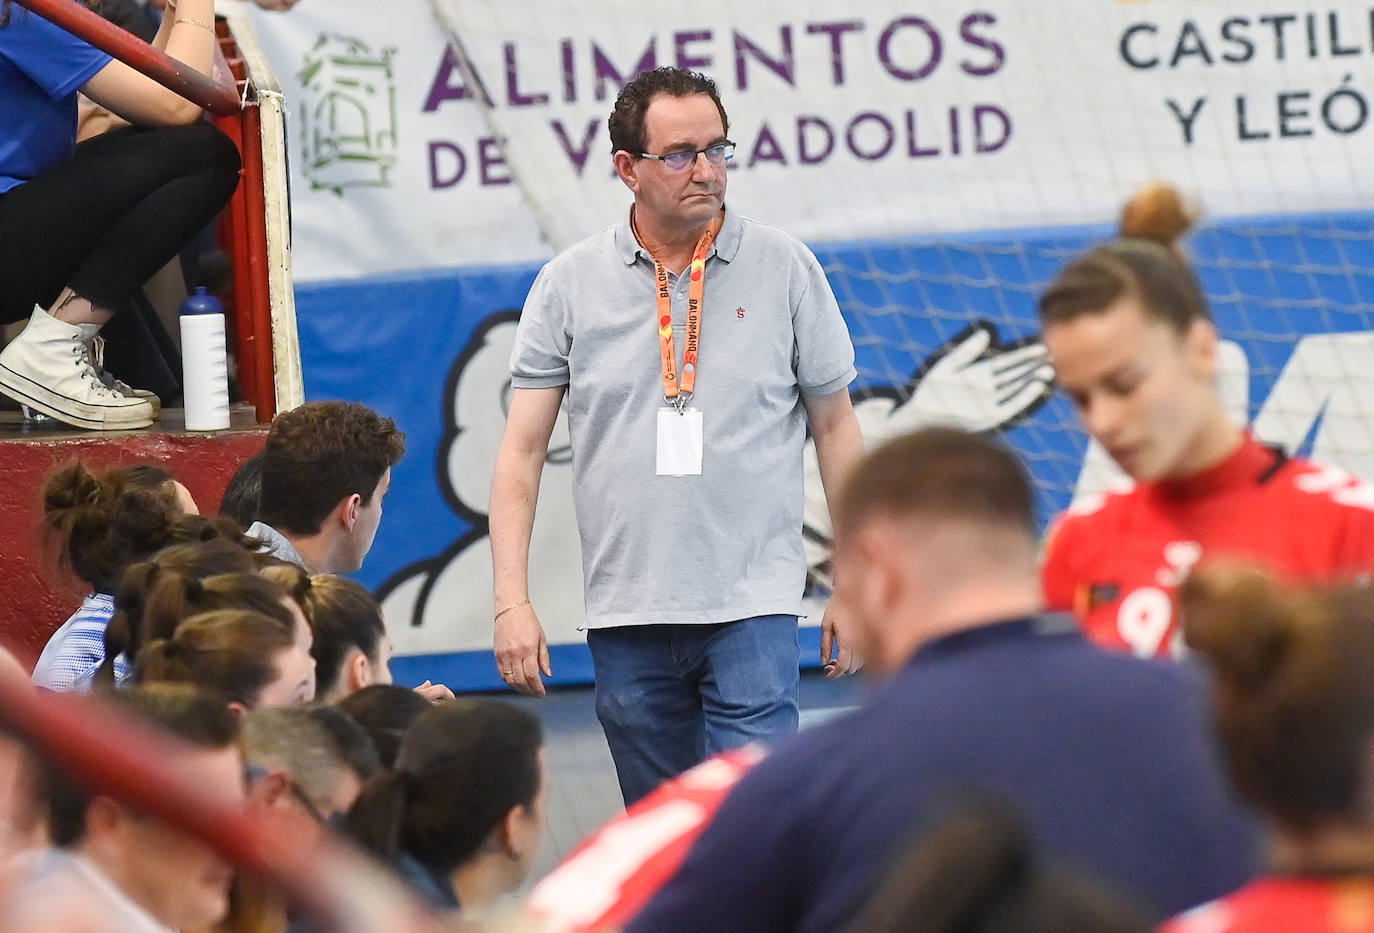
top-left (629, 615), bottom-right (1260, 932)
top-left (0, 2), bottom-right (112, 193)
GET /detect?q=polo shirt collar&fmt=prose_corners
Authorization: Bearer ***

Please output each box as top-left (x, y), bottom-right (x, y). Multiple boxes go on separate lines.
top-left (616, 204), bottom-right (741, 266)
top-left (713, 205), bottom-right (742, 261)
top-left (245, 521), bottom-right (309, 571)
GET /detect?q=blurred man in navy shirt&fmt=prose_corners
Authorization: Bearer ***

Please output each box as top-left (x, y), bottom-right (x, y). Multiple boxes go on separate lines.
top-left (628, 427), bottom-right (1257, 933)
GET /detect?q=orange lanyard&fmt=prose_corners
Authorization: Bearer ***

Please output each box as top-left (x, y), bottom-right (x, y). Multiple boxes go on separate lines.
top-left (641, 212), bottom-right (721, 410)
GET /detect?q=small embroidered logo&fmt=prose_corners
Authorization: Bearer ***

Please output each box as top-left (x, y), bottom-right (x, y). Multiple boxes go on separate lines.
top-left (736, 307), bottom-right (746, 319)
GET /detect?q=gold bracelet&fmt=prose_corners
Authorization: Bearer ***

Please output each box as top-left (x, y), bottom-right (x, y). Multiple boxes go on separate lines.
top-left (494, 598), bottom-right (530, 622)
top-left (173, 16), bottom-right (215, 32)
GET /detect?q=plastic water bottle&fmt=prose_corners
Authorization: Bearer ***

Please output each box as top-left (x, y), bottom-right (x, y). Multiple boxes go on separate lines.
top-left (180, 287), bottom-right (230, 431)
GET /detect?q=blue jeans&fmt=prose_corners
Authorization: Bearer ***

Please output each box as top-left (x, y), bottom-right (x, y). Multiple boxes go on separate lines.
top-left (586, 615), bottom-right (800, 805)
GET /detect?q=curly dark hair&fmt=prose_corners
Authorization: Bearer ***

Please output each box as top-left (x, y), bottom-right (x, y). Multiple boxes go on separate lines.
top-left (258, 401), bottom-right (405, 536)
top-left (608, 66), bottom-right (729, 156)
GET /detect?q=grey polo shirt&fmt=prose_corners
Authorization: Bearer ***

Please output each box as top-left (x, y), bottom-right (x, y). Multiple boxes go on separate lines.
top-left (511, 207), bottom-right (856, 628)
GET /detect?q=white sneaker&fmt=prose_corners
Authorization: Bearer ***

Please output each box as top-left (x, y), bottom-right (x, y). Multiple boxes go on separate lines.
top-left (0, 306), bottom-right (155, 430)
top-left (83, 331), bottom-right (162, 417)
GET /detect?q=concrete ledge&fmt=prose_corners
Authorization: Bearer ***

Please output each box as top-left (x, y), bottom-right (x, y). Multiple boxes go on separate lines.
top-left (0, 404), bottom-right (266, 667)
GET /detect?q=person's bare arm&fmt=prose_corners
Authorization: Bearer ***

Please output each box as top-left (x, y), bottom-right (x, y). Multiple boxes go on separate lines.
top-left (490, 386), bottom-right (566, 697)
top-left (803, 388), bottom-right (865, 677)
top-left (81, 0), bottom-right (218, 126)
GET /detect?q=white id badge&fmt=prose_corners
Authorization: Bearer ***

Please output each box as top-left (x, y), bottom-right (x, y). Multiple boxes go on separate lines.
top-left (656, 408), bottom-right (704, 476)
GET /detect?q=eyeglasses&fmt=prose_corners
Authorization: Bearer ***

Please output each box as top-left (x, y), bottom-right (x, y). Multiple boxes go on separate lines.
top-left (638, 142), bottom-right (735, 173)
top-left (244, 762), bottom-right (326, 823)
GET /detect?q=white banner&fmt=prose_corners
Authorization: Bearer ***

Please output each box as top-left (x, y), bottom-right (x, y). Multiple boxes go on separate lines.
top-left (240, 0), bottom-right (1374, 282)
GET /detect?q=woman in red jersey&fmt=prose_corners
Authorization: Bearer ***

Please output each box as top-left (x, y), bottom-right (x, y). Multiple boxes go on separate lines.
top-left (1038, 184), bottom-right (1374, 657)
top-left (1161, 568), bottom-right (1374, 933)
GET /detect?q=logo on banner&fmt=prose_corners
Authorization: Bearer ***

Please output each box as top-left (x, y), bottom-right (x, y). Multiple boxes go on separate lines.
top-left (299, 35), bottom-right (400, 195)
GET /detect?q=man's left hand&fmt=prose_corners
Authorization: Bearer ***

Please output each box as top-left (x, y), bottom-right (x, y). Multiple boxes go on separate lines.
top-left (820, 603), bottom-right (863, 679)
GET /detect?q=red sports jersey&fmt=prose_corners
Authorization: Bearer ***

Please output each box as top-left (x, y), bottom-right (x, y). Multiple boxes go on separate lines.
top-left (1043, 435), bottom-right (1374, 658)
top-left (1160, 876), bottom-right (1374, 933)
top-left (522, 746), bottom-right (763, 933)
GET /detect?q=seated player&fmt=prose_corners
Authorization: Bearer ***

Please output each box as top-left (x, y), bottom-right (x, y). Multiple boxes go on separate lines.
top-left (844, 804), bottom-right (1150, 933)
top-left (136, 608), bottom-right (315, 711)
top-left (335, 684), bottom-right (433, 769)
top-left (99, 566), bottom-right (298, 685)
top-left (1162, 568), bottom-right (1374, 932)
top-left (1039, 183), bottom-right (1374, 657)
top-left (247, 401), bottom-right (404, 574)
top-left (241, 705), bottom-right (380, 822)
top-left (295, 572), bottom-right (391, 702)
top-left (219, 448), bottom-right (265, 530)
top-left (294, 571), bottom-right (452, 703)
top-left (345, 700), bottom-right (546, 917)
top-left (0, 684), bottom-right (242, 931)
top-left (33, 460), bottom-right (197, 691)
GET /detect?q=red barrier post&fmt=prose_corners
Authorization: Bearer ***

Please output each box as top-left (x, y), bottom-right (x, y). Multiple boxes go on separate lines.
top-left (238, 102), bottom-right (277, 421)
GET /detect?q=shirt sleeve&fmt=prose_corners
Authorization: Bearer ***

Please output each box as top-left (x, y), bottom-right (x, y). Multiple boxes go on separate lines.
top-left (0, 7), bottom-right (112, 99)
top-left (524, 748), bottom-right (763, 933)
top-left (510, 262), bottom-right (572, 389)
top-left (626, 757), bottom-right (806, 933)
top-left (792, 252), bottom-right (856, 398)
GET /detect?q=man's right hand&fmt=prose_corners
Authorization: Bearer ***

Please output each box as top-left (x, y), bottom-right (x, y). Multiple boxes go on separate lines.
top-left (494, 603), bottom-right (552, 697)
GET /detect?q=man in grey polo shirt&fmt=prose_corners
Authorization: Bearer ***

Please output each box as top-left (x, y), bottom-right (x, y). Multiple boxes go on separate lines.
top-left (490, 66), bottom-right (864, 804)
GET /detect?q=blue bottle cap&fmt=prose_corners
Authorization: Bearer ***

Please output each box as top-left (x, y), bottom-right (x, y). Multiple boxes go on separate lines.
top-left (181, 286), bottom-right (224, 315)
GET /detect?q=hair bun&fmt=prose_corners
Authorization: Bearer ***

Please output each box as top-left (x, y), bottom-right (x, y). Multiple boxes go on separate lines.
top-left (1181, 564), bottom-right (1292, 691)
top-left (43, 462), bottom-right (103, 513)
top-left (1120, 182), bottom-right (1197, 247)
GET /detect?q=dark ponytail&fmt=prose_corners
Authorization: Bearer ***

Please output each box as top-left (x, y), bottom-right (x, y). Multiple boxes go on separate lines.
top-left (342, 700), bottom-right (543, 876)
top-left (344, 769), bottom-right (414, 862)
top-left (136, 636), bottom-right (193, 687)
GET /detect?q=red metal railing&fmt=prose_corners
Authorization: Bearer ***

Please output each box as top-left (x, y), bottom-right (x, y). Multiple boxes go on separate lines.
top-left (0, 662), bottom-right (449, 932)
top-left (12, 0), bottom-right (279, 421)
top-left (210, 32), bottom-right (277, 423)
